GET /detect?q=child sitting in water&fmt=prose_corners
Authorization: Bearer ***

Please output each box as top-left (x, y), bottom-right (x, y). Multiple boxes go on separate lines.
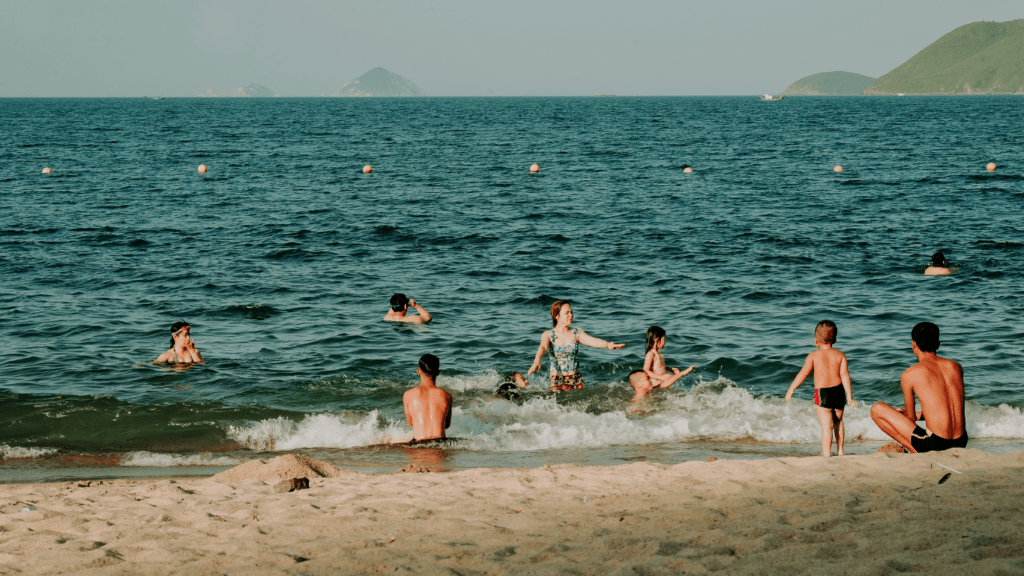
top-left (629, 370), bottom-right (688, 404)
top-left (495, 372), bottom-right (529, 402)
top-left (785, 320), bottom-right (857, 457)
top-left (643, 326), bottom-right (695, 387)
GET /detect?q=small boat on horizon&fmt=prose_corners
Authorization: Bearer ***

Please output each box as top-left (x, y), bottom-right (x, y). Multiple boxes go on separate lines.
top-left (760, 94), bottom-right (785, 101)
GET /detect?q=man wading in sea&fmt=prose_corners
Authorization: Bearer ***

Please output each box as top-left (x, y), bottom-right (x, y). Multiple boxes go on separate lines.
top-left (403, 354), bottom-right (452, 442)
top-left (384, 294), bottom-right (432, 324)
top-left (870, 322), bottom-right (968, 453)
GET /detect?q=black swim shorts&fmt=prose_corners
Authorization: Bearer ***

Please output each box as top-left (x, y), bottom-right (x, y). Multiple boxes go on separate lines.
top-left (910, 426), bottom-right (968, 453)
top-left (814, 385), bottom-right (847, 410)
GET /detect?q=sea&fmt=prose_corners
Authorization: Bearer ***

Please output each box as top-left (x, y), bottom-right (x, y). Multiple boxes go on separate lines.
top-left (2, 95), bottom-right (1023, 483)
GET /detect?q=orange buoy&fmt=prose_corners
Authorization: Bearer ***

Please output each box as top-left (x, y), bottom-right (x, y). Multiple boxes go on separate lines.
top-left (41, 167), bottom-right (51, 174)
top-left (363, 165), bottom-right (372, 173)
top-left (986, 162), bottom-right (996, 171)
top-left (198, 164), bottom-right (207, 173)
top-left (833, 165), bottom-right (843, 173)
top-left (529, 164), bottom-right (540, 173)
top-left (682, 166), bottom-right (693, 173)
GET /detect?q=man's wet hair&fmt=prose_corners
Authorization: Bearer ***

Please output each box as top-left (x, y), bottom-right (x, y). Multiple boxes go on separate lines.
top-left (912, 322), bottom-right (940, 353)
top-left (931, 252), bottom-right (946, 267)
top-left (628, 370), bottom-right (649, 388)
top-left (390, 293), bottom-right (409, 311)
top-left (418, 354), bottom-right (440, 377)
top-left (815, 320), bottom-right (837, 344)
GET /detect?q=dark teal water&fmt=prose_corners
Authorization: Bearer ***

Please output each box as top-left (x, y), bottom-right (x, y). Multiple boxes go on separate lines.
top-left (2, 96), bottom-right (1023, 480)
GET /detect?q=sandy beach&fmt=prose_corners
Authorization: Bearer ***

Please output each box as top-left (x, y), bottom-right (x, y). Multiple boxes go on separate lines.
top-left (1, 450), bottom-right (1022, 575)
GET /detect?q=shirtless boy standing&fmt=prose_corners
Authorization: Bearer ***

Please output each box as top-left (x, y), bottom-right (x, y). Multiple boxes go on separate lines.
top-left (786, 320), bottom-right (856, 457)
top-left (403, 354), bottom-right (452, 442)
top-left (870, 322), bottom-right (967, 453)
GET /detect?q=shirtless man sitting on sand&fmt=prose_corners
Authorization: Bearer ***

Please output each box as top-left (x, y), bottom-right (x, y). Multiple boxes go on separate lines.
top-left (870, 322), bottom-right (968, 453)
top-left (403, 354), bottom-right (452, 442)
top-left (384, 294), bottom-right (432, 324)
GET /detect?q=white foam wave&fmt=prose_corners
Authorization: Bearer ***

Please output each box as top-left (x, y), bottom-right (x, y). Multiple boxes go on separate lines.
top-left (0, 444), bottom-right (59, 459)
top-left (221, 378), bottom-right (1024, 451)
top-left (226, 410), bottom-right (411, 450)
top-left (121, 452), bottom-right (243, 467)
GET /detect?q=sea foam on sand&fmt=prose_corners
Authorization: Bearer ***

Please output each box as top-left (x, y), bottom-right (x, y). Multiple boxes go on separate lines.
top-left (1, 449), bottom-right (1023, 575)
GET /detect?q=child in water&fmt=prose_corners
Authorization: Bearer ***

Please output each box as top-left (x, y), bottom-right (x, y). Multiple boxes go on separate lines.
top-left (643, 326), bottom-right (695, 387)
top-left (785, 320), bottom-right (857, 457)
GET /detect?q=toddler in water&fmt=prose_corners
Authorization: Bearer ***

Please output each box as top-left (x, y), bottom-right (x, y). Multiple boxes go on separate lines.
top-left (785, 320), bottom-right (856, 457)
top-left (643, 326), bottom-right (695, 387)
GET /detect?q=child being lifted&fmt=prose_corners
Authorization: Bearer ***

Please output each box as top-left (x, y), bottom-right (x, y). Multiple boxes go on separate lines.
top-left (785, 320), bottom-right (857, 457)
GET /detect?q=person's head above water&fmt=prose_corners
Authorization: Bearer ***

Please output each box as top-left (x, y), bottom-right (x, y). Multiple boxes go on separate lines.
top-left (550, 300), bottom-right (572, 327)
top-left (628, 370), bottom-right (651, 389)
top-left (931, 252), bottom-right (946, 267)
top-left (501, 372), bottom-right (529, 388)
top-left (390, 293), bottom-right (409, 312)
top-left (418, 354), bottom-right (440, 378)
top-left (911, 322), bottom-right (940, 353)
top-left (169, 321), bottom-right (190, 348)
top-left (645, 326), bottom-right (666, 353)
top-left (815, 320), bottom-right (837, 345)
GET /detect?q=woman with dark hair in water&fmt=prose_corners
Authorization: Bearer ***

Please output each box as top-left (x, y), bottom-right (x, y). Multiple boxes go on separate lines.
top-left (528, 300), bottom-right (624, 391)
top-left (154, 321), bottom-right (204, 364)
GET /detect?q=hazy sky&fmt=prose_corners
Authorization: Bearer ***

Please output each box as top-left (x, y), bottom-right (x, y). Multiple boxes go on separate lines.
top-left (2, 0), bottom-right (1022, 97)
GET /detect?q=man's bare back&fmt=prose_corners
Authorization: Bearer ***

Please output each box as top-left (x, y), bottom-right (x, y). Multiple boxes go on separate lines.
top-left (871, 322), bottom-right (967, 453)
top-left (403, 354), bottom-right (452, 442)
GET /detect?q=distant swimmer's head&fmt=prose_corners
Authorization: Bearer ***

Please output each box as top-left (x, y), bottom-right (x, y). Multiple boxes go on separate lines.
top-left (931, 252), bottom-right (946, 267)
top-left (645, 326), bottom-right (666, 353)
top-left (550, 300), bottom-right (572, 327)
top-left (169, 321), bottom-right (190, 348)
top-left (815, 320), bottom-right (837, 345)
top-left (418, 354), bottom-right (440, 378)
top-left (502, 372), bottom-right (529, 388)
top-left (390, 293), bottom-right (409, 312)
top-left (911, 322), bottom-right (940, 353)
top-left (628, 370), bottom-right (651, 390)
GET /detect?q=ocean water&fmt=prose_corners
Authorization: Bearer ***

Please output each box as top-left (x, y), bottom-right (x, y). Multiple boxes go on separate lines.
top-left (2, 96), bottom-right (1023, 482)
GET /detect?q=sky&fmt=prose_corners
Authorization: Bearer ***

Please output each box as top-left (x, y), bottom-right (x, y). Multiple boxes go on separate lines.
top-left (2, 0), bottom-right (1023, 97)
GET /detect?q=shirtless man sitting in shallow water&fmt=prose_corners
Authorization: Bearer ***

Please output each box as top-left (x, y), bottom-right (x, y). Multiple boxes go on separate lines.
top-left (870, 322), bottom-right (967, 453)
top-left (403, 354), bottom-right (452, 442)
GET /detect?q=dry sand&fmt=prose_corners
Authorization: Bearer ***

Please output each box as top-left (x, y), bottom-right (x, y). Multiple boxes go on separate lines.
top-left (2, 449), bottom-right (1023, 575)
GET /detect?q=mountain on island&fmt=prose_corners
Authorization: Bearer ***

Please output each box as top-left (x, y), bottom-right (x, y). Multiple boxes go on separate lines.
top-left (332, 68), bottom-right (425, 97)
top-left (198, 84), bottom-right (277, 97)
top-left (780, 71), bottom-right (876, 96)
top-left (865, 19), bottom-right (1024, 94)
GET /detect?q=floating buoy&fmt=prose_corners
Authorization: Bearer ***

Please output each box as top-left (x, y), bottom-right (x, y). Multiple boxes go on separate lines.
top-left (682, 166), bottom-right (693, 173)
top-left (986, 162), bottom-right (996, 171)
top-left (198, 164), bottom-right (207, 173)
top-left (41, 167), bottom-right (51, 174)
top-left (833, 165), bottom-right (843, 173)
top-left (529, 164), bottom-right (540, 173)
top-left (362, 165), bottom-right (373, 173)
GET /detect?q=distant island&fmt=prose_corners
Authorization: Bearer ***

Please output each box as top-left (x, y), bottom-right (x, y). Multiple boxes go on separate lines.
top-left (197, 84), bottom-right (277, 98)
top-left (781, 72), bottom-right (876, 96)
top-left (865, 19), bottom-right (1024, 94)
top-left (332, 68), bottom-right (425, 97)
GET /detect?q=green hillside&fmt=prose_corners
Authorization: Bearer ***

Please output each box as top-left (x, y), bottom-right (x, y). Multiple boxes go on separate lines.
top-left (865, 19), bottom-right (1024, 94)
top-left (780, 71), bottom-right (876, 95)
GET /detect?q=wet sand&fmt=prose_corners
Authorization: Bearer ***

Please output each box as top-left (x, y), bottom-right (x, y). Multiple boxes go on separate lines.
top-left (1, 449), bottom-right (1022, 575)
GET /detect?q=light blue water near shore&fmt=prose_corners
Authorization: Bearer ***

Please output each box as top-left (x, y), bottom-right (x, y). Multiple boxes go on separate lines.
top-left (1, 96), bottom-right (1023, 480)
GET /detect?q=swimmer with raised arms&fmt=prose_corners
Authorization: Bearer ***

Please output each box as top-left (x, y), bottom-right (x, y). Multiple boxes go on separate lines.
top-left (786, 320), bottom-right (856, 457)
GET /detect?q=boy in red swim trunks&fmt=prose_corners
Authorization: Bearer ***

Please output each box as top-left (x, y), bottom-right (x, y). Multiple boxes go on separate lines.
top-left (786, 320), bottom-right (857, 457)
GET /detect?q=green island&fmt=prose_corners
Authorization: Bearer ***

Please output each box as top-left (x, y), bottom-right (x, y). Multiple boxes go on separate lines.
top-left (865, 19), bottom-right (1024, 94)
top-left (781, 72), bottom-right (876, 96)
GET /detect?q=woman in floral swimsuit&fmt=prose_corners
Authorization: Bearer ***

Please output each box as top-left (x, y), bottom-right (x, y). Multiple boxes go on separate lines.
top-left (528, 300), bottom-right (625, 391)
